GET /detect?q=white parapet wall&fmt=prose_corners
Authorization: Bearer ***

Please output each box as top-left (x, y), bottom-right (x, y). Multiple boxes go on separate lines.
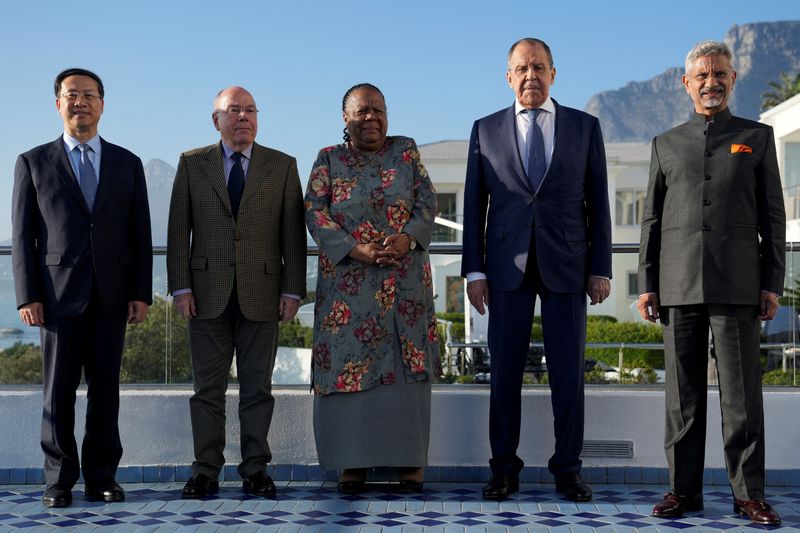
top-left (1, 386), bottom-right (799, 470)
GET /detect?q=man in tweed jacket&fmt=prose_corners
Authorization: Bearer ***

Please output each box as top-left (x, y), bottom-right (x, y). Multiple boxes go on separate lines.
top-left (167, 86), bottom-right (306, 499)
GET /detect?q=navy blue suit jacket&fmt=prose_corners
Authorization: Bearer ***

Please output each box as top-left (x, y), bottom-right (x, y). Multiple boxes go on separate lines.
top-left (462, 101), bottom-right (612, 293)
top-left (12, 137), bottom-right (153, 317)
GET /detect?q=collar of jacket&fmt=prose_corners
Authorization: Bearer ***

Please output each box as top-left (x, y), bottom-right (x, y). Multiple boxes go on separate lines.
top-left (690, 107), bottom-right (732, 125)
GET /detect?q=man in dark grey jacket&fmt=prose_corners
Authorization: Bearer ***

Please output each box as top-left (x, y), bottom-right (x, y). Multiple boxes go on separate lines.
top-left (637, 41), bottom-right (785, 526)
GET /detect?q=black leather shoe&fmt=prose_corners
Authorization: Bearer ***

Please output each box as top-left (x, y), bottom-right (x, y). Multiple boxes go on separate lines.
top-left (181, 473), bottom-right (219, 499)
top-left (337, 480), bottom-right (367, 494)
top-left (734, 498), bottom-right (781, 525)
top-left (243, 471), bottom-right (276, 498)
top-left (555, 472), bottom-right (592, 502)
top-left (652, 491), bottom-right (703, 517)
top-left (85, 481), bottom-right (125, 502)
top-left (43, 485), bottom-right (72, 508)
top-left (482, 473), bottom-right (519, 501)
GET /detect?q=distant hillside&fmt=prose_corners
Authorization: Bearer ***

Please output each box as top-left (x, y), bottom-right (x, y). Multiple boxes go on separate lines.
top-left (144, 158), bottom-right (176, 245)
top-left (586, 21), bottom-right (800, 141)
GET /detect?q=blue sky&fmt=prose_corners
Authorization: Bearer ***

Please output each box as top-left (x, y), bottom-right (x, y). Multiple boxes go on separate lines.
top-left (1, 0), bottom-right (798, 239)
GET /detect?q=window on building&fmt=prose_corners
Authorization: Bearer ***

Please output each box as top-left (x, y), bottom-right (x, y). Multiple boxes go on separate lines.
top-left (433, 192), bottom-right (458, 242)
top-left (627, 271), bottom-right (639, 299)
top-left (615, 190), bottom-right (646, 226)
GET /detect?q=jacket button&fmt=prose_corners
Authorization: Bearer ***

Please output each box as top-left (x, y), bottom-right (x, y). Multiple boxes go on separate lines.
top-left (702, 225), bottom-right (711, 231)
top-left (705, 151), bottom-right (713, 157)
top-left (702, 200), bottom-right (711, 206)
top-left (234, 235), bottom-right (241, 241)
top-left (705, 175), bottom-right (711, 180)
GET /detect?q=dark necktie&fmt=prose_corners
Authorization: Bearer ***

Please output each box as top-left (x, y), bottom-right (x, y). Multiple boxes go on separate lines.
top-left (525, 108), bottom-right (546, 193)
top-left (228, 152), bottom-right (245, 218)
top-left (77, 144), bottom-right (98, 211)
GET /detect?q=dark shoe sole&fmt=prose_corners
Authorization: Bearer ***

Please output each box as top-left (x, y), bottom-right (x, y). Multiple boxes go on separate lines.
top-left (85, 493), bottom-right (125, 503)
top-left (397, 480), bottom-right (423, 494)
top-left (181, 482), bottom-right (219, 500)
top-left (243, 485), bottom-right (277, 498)
top-left (43, 497), bottom-right (72, 508)
top-left (337, 480), bottom-right (367, 495)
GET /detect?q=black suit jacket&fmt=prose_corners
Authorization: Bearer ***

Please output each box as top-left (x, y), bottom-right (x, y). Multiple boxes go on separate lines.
top-left (462, 100), bottom-right (612, 292)
top-left (12, 137), bottom-right (153, 317)
top-left (638, 109), bottom-right (785, 305)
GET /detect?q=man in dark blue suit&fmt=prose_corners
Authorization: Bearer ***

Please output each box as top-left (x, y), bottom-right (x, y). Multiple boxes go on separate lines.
top-left (12, 68), bottom-right (152, 508)
top-left (462, 38), bottom-right (612, 502)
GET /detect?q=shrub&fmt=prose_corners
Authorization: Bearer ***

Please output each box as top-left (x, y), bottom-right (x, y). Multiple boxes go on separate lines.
top-left (0, 342), bottom-right (42, 384)
top-left (584, 321), bottom-right (664, 369)
top-left (762, 369), bottom-right (798, 386)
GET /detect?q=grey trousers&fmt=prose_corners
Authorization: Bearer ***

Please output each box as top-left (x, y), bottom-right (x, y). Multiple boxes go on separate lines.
top-left (662, 304), bottom-right (765, 500)
top-left (188, 289), bottom-right (278, 479)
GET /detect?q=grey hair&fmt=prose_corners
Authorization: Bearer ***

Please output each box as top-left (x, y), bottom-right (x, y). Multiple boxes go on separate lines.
top-left (507, 38), bottom-right (554, 69)
top-left (685, 40), bottom-right (733, 73)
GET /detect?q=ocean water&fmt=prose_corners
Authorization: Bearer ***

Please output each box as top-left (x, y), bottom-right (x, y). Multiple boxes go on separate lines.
top-left (0, 257), bottom-right (170, 351)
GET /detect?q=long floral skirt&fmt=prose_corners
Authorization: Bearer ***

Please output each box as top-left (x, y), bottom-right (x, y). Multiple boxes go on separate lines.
top-left (313, 350), bottom-right (432, 470)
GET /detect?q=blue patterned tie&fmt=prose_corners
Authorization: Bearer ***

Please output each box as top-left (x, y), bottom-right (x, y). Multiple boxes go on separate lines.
top-left (77, 144), bottom-right (98, 211)
top-left (228, 152), bottom-right (245, 218)
top-left (525, 109), bottom-right (546, 193)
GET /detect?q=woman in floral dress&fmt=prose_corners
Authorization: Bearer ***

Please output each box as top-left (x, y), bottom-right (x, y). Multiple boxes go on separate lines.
top-left (304, 83), bottom-right (440, 493)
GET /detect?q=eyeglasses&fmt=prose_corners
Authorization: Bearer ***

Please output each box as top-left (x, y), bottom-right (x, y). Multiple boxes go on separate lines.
top-left (219, 106), bottom-right (259, 116)
top-left (60, 91), bottom-right (101, 102)
top-left (511, 64), bottom-right (549, 76)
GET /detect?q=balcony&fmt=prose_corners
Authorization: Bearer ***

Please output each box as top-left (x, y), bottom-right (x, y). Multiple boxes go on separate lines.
top-left (1, 245), bottom-right (799, 530)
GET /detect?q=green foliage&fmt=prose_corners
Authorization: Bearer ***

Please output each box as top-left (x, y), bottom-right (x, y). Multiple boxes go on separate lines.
top-left (762, 369), bottom-right (798, 386)
top-left (584, 321), bottom-right (664, 369)
top-left (0, 342), bottom-right (42, 384)
top-left (278, 320), bottom-right (313, 348)
top-left (761, 72), bottom-right (800, 111)
top-left (587, 315), bottom-right (618, 323)
top-left (121, 295), bottom-right (192, 384)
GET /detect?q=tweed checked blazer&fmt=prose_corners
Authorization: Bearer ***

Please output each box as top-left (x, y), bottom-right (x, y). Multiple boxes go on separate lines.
top-left (638, 109), bottom-right (785, 306)
top-left (167, 142), bottom-right (306, 321)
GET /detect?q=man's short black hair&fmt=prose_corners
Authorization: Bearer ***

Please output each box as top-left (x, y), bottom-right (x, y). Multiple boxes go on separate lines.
top-left (54, 68), bottom-right (104, 98)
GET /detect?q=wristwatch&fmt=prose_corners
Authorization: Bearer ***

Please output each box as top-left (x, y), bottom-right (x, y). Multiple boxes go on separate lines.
top-left (405, 233), bottom-right (417, 250)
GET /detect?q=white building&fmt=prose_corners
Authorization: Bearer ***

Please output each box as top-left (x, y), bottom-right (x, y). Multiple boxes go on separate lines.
top-left (419, 140), bottom-right (652, 326)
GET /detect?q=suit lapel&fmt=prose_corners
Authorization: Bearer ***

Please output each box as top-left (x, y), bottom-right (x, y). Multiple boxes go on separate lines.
top-left (203, 143), bottom-right (232, 215)
top-left (46, 137), bottom-right (90, 214)
top-left (242, 143), bottom-right (271, 209)
top-left (545, 99), bottom-right (572, 186)
top-left (94, 138), bottom-right (116, 213)
top-left (498, 106), bottom-right (532, 194)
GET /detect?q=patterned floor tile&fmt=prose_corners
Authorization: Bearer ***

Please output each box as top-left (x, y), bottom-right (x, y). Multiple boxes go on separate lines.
top-left (0, 482), bottom-right (797, 531)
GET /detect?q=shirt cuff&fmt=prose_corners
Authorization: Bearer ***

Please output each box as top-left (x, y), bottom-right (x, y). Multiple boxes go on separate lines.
top-left (465, 272), bottom-right (487, 283)
top-left (172, 289), bottom-right (192, 296)
top-left (281, 293), bottom-right (301, 300)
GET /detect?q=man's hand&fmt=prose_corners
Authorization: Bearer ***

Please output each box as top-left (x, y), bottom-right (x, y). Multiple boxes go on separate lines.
top-left (174, 293), bottom-right (197, 318)
top-left (18, 302), bottom-right (44, 327)
top-left (759, 291), bottom-right (780, 321)
top-left (636, 293), bottom-right (660, 322)
top-left (279, 296), bottom-right (300, 325)
top-left (127, 300), bottom-right (148, 324)
top-left (467, 279), bottom-right (490, 315)
top-left (587, 276), bottom-right (611, 305)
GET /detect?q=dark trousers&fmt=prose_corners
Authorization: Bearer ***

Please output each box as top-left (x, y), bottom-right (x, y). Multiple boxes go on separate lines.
top-left (40, 287), bottom-right (127, 488)
top-left (487, 252), bottom-right (587, 476)
top-left (662, 304), bottom-right (764, 500)
top-left (188, 288), bottom-right (278, 479)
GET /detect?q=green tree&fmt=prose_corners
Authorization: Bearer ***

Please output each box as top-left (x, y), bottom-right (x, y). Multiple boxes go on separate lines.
top-left (761, 72), bottom-right (800, 111)
top-left (0, 342), bottom-right (42, 384)
top-left (121, 295), bottom-right (192, 383)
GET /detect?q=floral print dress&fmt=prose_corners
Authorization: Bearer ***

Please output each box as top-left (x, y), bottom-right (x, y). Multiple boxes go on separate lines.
top-left (305, 136), bottom-right (440, 396)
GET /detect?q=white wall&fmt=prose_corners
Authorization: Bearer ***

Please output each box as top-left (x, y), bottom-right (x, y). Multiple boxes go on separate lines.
top-left (2, 387), bottom-right (798, 470)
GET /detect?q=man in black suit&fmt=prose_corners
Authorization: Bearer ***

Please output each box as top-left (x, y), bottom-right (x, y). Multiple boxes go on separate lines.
top-left (12, 68), bottom-right (152, 508)
top-left (638, 41), bottom-right (784, 526)
top-left (462, 38), bottom-right (612, 502)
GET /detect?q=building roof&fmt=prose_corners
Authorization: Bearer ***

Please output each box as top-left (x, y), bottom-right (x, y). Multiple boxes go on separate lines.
top-left (419, 140), bottom-right (468, 160)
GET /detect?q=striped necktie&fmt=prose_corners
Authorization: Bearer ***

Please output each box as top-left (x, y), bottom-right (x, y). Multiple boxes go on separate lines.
top-left (525, 108), bottom-right (546, 193)
top-left (77, 144), bottom-right (98, 211)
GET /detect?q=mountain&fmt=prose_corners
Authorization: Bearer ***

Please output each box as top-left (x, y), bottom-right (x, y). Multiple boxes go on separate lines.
top-left (586, 21), bottom-right (800, 141)
top-left (144, 158), bottom-right (176, 246)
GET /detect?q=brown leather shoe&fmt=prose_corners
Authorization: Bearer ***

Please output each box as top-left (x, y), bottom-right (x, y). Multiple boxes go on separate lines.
top-left (734, 498), bottom-right (781, 525)
top-left (651, 491), bottom-right (703, 517)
